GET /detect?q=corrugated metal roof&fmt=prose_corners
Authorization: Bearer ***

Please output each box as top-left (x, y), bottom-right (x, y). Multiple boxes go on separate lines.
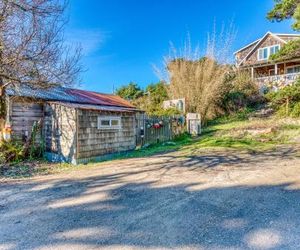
top-left (50, 101), bottom-right (140, 112)
top-left (6, 84), bottom-right (135, 109)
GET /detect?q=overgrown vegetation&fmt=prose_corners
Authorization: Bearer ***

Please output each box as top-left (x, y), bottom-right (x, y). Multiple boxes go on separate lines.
top-left (115, 82), bottom-right (144, 100)
top-left (0, 140), bottom-right (44, 164)
top-left (116, 81), bottom-right (181, 116)
top-left (0, 122), bottom-right (44, 164)
top-left (161, 29), bottom-right (261, 123)
top-left (221, 71), bottom-right (262, 114)
top-left (265, 80), bottom-right (300, 117)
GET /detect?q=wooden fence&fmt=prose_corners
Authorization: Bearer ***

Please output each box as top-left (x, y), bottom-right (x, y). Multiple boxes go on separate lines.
top-left (135, 114), bottom-right (186, 146)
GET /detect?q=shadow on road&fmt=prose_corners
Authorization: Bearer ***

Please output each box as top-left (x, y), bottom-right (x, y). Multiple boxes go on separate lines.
top-left (1, 162), bottom-right (300, 249)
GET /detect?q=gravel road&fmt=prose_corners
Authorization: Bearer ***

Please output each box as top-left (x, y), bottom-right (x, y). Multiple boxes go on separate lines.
top-left (1, 147), bottom-right (300, 250)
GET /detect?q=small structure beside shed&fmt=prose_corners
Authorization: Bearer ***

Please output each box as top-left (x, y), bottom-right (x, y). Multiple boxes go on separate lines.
top-left (4, 85), bottom-right (142, 164)
top-left (186, 113), bottom-right (201, 135)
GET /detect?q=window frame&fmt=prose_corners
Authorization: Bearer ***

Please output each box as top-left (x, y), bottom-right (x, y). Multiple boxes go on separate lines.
top-left (257, 44), bottom-right (280, 61)
top-left (97, 116), bottom-right (121, 130)
top-left (286, 65), bottom-right (300, 74)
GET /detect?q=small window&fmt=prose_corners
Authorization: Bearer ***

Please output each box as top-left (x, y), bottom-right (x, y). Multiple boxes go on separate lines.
top-left (101, 120), bottom-right (110, 126)
top-left (111, 119), bottom-right (120, 126)
top-left (270, 45), bottom-right (280, 56)
top-left (287, 66), bottom-right (300, 74)
top-left (258, 45), bottom-right (280, 61)
top-left (263, 48), bottom-right (268, 58)
top-left (258, 48), bottom-right (268, 60)
top-left (98, 116), bottom-right (121, 129)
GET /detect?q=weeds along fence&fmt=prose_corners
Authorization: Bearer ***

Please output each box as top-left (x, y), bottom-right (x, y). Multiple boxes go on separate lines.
top-left (135, 114), bottom-right (186, 146)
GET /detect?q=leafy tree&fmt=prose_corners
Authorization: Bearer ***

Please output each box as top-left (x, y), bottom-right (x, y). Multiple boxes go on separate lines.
top-left (133, 82), bottom-right (171, 115)
top-left (115, 82), bottom-right (144, 100)
top-left (145, 81), bottom-right (168, 109)
top-left (267, 0), bottom-right (300, 31)
top-left (270, 38), bottom-right (300, 61)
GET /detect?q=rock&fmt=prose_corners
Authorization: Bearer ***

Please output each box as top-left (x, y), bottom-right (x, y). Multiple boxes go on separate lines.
top-left (250, 108), bottom-right (274, 119)
top-left (142, 143), bottom-right (150, 149)
top-left (163, 141), bottom-right (176, 146)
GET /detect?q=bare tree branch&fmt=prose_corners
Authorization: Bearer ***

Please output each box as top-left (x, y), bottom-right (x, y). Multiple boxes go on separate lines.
top-left (0, 0), bottom-right (82, 95)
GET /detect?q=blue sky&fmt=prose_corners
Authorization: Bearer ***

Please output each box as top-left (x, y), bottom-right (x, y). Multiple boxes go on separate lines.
top-left (65, 0), bottom-right (297, 93)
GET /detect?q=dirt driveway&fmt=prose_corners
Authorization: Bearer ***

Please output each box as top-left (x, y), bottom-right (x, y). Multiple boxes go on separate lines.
top-left (1, 147), bottom-right (300, 250)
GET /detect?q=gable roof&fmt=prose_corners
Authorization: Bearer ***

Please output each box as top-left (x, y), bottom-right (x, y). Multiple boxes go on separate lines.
top-left (234, 38), bottom-right (261, 55)
top-left (5, 84), bottom-right (136, 109)
top-left (234, 32), bottom-right (300, 55)
top-left (235, 32), bottom-right (300, 67)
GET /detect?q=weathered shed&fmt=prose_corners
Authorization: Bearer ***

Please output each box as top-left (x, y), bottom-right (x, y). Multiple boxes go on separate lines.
top-left (4, 85), bottom-right (141, 164)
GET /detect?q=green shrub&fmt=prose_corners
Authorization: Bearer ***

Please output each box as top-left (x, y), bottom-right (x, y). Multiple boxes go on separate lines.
top-left (270, 39), bottom-right (300, 62)
top-left (291, 102), bottom-right (300, 117)
top-left (173, 132), bottom-right (191, 142)
top-left (0, 121), bottom-right (44, 164)
top-left (265, 81), bottom-right (300, 117)
top-left (221, 71), bottom-right (262, 114)
top-left (0, 139), bottom-right (45, 164)
top-left (0, 141), bottom-right (24, 163)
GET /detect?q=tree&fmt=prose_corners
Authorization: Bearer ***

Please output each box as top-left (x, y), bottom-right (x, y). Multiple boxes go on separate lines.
top-left (267, 0), bottom-right (300, 31)
top-left (145, 81), bottom-right (168, 107)
top-left (138, 81), bottom-right (170, 115)
top-left (0, 0), bottom-right (82, 97)
top-left (270, 38), bottom-right (300, 61)
top-left (115, 82), bottom-right (144, 100)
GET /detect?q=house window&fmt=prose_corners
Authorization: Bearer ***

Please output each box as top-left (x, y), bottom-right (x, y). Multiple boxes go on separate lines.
top-left (258, 45), bottom-right (280, 61)
top-left (270, 45), bottom-right (280, 56)
top-left (286, 66), bottom-right (300, 74)
top-left (98, 116), bottom-right (121, 129)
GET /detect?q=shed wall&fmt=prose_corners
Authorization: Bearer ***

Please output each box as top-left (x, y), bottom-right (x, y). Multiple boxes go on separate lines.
top-left (44, 103), bottom-right (77, 163)
top-left (77, 109), bottom-right (136, 160)
top-left (10, 99), bottom-right (44, 140)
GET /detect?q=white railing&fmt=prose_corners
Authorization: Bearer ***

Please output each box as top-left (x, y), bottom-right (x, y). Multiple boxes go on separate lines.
top-left (255, 72), bottom-right (300, 89)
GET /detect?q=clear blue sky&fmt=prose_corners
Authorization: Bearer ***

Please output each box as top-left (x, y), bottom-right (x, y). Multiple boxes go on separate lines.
top-left (65, 0), bottom-right (297, 93)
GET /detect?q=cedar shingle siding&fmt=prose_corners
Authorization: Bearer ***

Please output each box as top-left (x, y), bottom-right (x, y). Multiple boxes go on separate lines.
top-left (5, 85), bottom-right (140, 164)
top-left (235, 33), bottom-right (300, 67)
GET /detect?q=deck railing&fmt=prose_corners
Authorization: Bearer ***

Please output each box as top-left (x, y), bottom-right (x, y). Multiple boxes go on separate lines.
top-left (255, 72), bottom-right (300, 89)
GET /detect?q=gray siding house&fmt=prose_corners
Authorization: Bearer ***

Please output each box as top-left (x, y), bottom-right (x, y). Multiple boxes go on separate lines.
top-left (4, 85), bottom-right (141, 164)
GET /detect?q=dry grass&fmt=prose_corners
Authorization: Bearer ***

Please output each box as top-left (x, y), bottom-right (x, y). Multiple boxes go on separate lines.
top-left (156, 24), bottom-right (237, 123)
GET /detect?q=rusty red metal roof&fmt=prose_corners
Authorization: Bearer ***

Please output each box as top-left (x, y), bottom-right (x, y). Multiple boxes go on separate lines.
top-left (66, 88), bottom-right (135, 108)
top-left (6, 85), bottom-right (136, 109)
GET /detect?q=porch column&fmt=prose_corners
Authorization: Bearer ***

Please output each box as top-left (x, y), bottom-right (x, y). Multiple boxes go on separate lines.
top-left (251, 67), bottom-right (254, 79)
top-left (275, 63), bottom-right (278, 75)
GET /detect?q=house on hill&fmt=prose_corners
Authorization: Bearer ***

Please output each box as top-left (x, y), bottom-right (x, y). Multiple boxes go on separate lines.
top-left (3, 85), bottom-right (142, 164)
top-left (234, 31), bottom-right (300, 88)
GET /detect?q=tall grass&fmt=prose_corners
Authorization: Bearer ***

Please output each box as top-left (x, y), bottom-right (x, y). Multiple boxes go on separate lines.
top-left (156, 22), bottom-right (237, 124)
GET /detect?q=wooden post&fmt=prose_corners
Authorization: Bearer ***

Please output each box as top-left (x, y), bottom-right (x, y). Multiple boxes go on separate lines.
top-left (251, 67), bottom-right (254, 79)
top-left (5, 95), bottom-right (11, 126)
top-left (275, 64), bottom-right (278, 75)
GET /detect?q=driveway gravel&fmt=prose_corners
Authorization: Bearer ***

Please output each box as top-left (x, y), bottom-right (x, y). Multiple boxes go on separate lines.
top-left (1, 147), bottom-right (300, 250)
